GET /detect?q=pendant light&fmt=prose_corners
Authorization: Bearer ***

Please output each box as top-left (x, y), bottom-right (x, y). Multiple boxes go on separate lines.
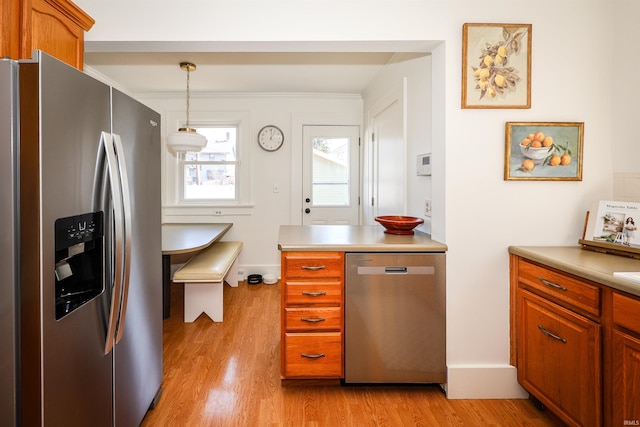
top-left (166, 62), bottom-right (207, 153)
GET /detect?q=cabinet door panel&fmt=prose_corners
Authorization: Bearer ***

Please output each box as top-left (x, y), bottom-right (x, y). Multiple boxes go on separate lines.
top-left (518, 290), bottom-right (601, 427)
top-left (21, 0), bottom-right (94, 70)
top-left (613, 330), bottom-right (640, 426)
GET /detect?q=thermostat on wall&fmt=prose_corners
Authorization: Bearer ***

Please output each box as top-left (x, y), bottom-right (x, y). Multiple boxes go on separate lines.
top-left (417, 153), bottom-right (432, 176)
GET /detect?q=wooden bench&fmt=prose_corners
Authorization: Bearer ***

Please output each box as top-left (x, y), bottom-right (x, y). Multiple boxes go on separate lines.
top-left (172, 241), bottom-right (242, 322)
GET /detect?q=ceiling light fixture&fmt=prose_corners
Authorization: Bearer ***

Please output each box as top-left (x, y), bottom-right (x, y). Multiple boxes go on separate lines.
top-left (166, 62), bottom-right (207, 153)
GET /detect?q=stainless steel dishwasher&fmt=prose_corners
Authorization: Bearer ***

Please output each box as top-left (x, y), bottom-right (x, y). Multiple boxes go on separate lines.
top-left (344, 252), bottom-right (446, 384)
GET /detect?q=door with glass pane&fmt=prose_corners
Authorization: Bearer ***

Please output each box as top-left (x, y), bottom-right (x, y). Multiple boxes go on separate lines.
top-left (302, 125), bottom-right (360, 224)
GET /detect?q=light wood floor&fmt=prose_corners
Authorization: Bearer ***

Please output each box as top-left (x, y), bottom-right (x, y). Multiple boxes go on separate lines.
top-left (140, 280), bottom-right (564, 426)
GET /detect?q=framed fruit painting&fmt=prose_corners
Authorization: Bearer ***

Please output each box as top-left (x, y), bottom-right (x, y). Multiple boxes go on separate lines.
top-left (504, 122), bottom-right (584, 181)
top-left (462, 23), bottom-right (532, 109)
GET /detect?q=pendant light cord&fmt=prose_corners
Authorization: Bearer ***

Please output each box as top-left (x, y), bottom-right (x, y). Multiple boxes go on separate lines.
top-left (185, 67), bottom-right (191, 128)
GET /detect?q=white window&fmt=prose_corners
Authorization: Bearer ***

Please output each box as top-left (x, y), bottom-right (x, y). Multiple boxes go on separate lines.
top-left (165, 110), bottom-right (251, 210)
top-left (180, 126), bottom-right (238, 201)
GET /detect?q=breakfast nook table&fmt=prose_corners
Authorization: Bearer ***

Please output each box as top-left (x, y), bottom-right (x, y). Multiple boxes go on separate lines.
top-left (161, 223), bottom-right (233, 318)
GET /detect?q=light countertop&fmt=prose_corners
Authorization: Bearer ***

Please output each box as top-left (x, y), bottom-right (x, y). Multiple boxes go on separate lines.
top-left (277, 225), bottom-right (447, 252)
top-left (509, 245), bottom-right (640, 297)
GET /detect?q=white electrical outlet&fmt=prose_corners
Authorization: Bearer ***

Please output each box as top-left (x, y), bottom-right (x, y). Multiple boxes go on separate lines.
top-left (214, 210), bottom-right (223, 216)
top-left (273, 184), bottom-right (279, 193)
top-left (424, 200), bottom-right (432, 217)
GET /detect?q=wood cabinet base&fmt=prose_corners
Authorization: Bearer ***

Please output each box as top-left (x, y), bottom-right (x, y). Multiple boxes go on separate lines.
top-left (511, 253), bottom-right (640, 427)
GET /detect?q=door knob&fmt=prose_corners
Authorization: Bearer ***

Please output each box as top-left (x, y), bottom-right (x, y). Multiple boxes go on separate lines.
top-left (305, 208), bottom-right (311, 214)
top-left (305, 198), bottom-right (311, 203)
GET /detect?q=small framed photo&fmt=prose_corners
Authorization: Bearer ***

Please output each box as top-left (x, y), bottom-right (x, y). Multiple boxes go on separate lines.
top-left (504, 122), bottom-right (584, 181)
top-left (462, 23), bottom-right (532, 109)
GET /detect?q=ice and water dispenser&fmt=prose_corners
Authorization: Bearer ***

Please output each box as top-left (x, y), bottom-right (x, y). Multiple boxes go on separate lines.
top-left (54, 212), bottom-right (104, 320)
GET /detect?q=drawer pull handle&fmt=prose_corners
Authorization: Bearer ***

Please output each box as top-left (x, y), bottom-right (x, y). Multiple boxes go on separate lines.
top-left (538, 324), bottom-right (567, 344)
top-left (538, 277), bottom-right (567, 291)
top-left (302, 291), bottom-right (327, 297)
top-left (301, 353), bottom-right (326, 359)
top-left (301, 317), bottom-right (326, 323)
top-left (301, 265), bottom-right (326, 271)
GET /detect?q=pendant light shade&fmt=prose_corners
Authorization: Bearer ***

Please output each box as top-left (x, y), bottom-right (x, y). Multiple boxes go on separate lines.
top-left (167, 62), bottom-right (207, 154)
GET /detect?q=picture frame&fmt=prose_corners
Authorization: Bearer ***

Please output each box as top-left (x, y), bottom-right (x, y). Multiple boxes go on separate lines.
top-left (579, 200), bottom-right (640, 259)
top-left (462, 23), bottom-right (532, 109)
top-left (504, 122), bottom-right (583, 181)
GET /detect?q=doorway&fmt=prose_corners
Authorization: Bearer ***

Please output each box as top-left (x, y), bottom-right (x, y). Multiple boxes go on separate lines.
top-left (302, 125), bottom-right (360, 224)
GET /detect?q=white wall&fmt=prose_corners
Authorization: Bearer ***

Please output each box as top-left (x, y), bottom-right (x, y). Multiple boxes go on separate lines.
top-left (612, 0), bottom-right (640, 174)
top-left (136, 93), bottom-right (363, 278)
top-left (76, 0), bottom-right (637, 398)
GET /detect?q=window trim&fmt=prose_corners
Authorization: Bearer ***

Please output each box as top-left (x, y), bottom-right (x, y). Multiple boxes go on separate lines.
top-left (165, 110), bottom-right (251, 208)
top-left (179, 125), bottom-right (240, 203)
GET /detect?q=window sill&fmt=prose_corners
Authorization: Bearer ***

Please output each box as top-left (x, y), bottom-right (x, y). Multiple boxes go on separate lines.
top-left (163, 204), bottom-right (255, 218)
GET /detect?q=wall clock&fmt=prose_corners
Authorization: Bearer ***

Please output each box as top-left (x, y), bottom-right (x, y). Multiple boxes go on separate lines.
top-left (257, 125), bottom-right (284, 151)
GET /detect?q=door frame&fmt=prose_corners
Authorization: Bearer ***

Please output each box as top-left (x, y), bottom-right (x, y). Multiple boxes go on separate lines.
top-left (290, 113), bottom-right (363, 225)
top-left (362, 81), bottom-right (407, 224)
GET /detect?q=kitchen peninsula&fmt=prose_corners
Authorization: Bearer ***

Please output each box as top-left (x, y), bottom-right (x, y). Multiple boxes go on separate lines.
top-left (278, 224), bottom-right (447, 253)
top-left (278, 224), bottom-right (447, 383)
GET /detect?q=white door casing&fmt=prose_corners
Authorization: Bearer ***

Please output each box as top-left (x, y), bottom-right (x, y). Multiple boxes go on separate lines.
top-left (364, 81), bottom-right (407, 223)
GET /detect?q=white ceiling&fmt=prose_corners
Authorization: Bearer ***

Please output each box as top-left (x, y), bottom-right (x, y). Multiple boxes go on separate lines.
top-left (83, 51), bottom-right (399, 94)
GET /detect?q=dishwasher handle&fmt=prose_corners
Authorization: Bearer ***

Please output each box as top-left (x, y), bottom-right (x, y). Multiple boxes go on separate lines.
top-left (356, 266), bottom-right (435, 275)
top-left (385, 267), bottom-right (407, 274)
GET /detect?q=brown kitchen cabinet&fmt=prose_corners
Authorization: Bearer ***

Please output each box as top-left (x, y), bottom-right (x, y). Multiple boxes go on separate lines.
top-left (510, 249), bottom-right (640, 427)
top-left (612, 291), bottom-right (640, 426)
top-left (280, 251), bottom-right (344, 379)
top-left (0, 0), bottom-right (94, 70)
top-left (511, 256), bottom-right (602, 427)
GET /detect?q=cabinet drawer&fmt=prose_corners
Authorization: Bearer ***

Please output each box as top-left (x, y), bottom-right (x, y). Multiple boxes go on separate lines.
top-left (283, 252), bottom-right (344, 278)
top-left (518, 289), bottom-right (601, 427)
top-left (283, 332), bottom-right (343, 378)
top-left (284, 280), bottom-right (342, 306)
top-left (613, 292), bottom-right (640, 334)
top-left (518, 259), bottom-right (601, 317)
top-left (284, 307), bottom-right (342, 331)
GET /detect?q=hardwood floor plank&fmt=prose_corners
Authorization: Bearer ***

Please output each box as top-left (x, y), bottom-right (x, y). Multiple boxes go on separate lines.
top-left (140, 280), bottom-right (564, 426)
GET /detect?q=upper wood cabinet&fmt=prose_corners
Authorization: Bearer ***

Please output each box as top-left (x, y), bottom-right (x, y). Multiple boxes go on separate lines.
top-left (0, 0), bottom-right (94, 70)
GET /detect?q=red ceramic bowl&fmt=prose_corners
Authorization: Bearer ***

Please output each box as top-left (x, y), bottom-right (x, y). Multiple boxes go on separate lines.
top-left (374, 215), bottom-right (424, 235)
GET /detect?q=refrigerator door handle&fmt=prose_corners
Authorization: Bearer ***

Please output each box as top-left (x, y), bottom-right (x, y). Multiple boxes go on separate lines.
top-left (112, 133), bottom-right (132, 344)
top-left (101, 131), bottom-right (125, 355)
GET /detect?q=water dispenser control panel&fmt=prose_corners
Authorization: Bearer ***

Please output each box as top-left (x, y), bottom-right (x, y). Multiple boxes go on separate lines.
top-left (54, 211), bottom-right (104, 320)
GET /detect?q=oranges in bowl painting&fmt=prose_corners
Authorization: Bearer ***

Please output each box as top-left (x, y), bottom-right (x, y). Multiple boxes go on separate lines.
top-left (519, 131), bottom-right (572, 171)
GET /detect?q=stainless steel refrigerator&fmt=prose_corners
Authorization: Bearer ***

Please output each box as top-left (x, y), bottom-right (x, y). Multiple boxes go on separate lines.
top-left (0, 52), bottom-right (163, 426)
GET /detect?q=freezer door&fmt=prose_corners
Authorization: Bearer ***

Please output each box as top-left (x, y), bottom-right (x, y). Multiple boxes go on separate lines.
top-left (19, 52), bottom-right (113, 426)
top-left (112, 89), bottom-right (163, 426)
top-left (0, 59), bottom-right (19, 427)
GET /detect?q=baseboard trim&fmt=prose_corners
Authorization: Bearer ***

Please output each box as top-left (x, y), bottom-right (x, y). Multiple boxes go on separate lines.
top-left (444, 364), bottom-right (529, 399)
